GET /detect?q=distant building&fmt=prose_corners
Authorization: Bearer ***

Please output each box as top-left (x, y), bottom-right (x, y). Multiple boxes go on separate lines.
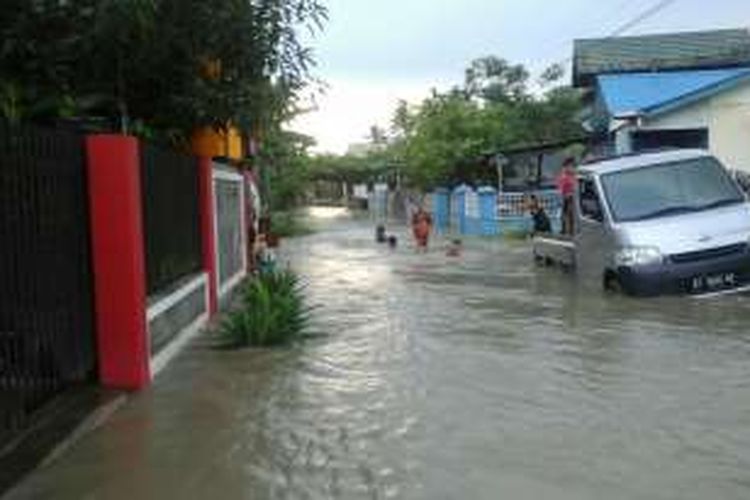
top-left (494, 138), bottom-right (588, 192)
top-left (573, 28), bottom-right (750, 172)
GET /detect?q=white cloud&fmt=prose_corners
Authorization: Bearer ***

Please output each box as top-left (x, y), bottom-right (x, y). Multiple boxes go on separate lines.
top-left (290, 77), bottom-right (449, 155)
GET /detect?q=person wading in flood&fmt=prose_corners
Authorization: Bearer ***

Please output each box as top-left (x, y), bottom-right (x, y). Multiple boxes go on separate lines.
top-left (556, 157), bottom-right (577, 235)
top-left (526, 194), bottom-right (551, 235)
top-left (411, 206), bottom-right (433, 252)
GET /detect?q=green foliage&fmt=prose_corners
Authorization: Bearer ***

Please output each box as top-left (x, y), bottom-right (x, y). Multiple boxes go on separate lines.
top-left (464, 56), bottom-right (531, 103)
top-left (218, 270), bottom-right (313, 348)
top-left (298, 57), bottom-right (585, 192)
top-left (389, 58), bottom-right (585, 190)
top-left (306, 153), bottom-right (387, 184)
top-left (0, 0), bottom-right (327, 140)
top-left (271, 211), bottom-right (314, 238)
top-left (260, 129), bottom-right (317, 211)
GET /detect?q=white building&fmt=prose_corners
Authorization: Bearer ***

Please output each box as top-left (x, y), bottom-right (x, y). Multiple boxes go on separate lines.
top-left (574, 29), bottom-right (750, 173)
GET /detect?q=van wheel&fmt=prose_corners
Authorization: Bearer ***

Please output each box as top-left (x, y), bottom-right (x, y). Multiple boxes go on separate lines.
top-left (604, 272), bottom-right (622, 293)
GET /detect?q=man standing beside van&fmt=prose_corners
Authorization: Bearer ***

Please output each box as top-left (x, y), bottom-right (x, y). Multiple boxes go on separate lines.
top-left (557, 157), bottom-right (577, 235)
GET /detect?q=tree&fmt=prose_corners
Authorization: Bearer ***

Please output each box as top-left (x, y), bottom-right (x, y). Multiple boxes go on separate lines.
top-left (538, 63), bottom-right (566, 88)
top-left (0, 0), bottom-right (327, 142)
top-left (368, 125), bottom-right (388, 146)
top-left (464, 56), bottom-right (530, 103)
top-left (391, 99), bottom-right (414, 139)
top-left (260, 129), bottom-right (316, 210)
top-left (377, 57), bottom-right (584, 190)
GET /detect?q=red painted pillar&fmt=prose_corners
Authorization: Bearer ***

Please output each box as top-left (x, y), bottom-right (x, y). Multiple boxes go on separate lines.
top-left (198, 156), bottom-right (218, 315)
top-left (86, 135), bottom-right (150, 390)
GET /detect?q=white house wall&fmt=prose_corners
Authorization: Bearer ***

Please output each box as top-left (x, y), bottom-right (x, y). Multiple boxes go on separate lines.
top-left (642, 80), bottom-right (750, 173)
top-left (709, 82), bottom-right (750, 173)
top-left (641, 101), bottom-right (710, 130)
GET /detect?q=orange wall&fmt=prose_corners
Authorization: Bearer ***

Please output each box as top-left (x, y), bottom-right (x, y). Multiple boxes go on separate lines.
top-left (191, 126), bottom-right (243, 161)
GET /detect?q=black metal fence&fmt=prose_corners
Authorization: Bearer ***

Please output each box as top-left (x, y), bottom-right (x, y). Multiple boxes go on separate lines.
top-left (140, 144), bottom-right (202, 296)
top-left (0, 121), bottom-right (96, 447)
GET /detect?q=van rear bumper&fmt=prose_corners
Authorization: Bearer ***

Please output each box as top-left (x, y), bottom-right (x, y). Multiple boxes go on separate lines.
top-left (616, 251), bottom-right (750, 297)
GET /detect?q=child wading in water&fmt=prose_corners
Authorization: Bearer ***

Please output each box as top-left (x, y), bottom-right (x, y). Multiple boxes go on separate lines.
top-left (446, 239), bottom-right (462, 257)
top-left (411, 206), bottom-right (433, 252)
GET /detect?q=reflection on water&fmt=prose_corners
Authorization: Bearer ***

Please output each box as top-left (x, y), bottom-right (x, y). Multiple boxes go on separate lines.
top-left (307, 206), bottom-right (350, 219)
top-left (11, 213), bottom-right (750, 500)
top-left (269, 216), bottom-right (750, 499)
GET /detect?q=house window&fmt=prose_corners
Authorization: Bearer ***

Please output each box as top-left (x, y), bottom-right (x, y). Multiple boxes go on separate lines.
top-left (631, 128), bottom-right (709, 152)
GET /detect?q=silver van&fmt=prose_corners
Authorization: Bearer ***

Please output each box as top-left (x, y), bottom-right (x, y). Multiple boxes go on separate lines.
top-left (575, 149), bottom-right (750, 296)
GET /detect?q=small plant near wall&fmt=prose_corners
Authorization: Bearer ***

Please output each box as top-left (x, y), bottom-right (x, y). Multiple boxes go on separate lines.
top-left (217, 269), bottom-right (314, 348)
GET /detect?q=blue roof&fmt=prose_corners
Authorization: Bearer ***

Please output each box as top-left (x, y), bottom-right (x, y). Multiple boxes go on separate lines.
top-left (597, 68), bottom-right (750, 118)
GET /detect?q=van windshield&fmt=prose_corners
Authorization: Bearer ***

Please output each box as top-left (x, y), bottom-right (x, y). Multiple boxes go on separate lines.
top-left (600, 157), bottom-right (745, 223)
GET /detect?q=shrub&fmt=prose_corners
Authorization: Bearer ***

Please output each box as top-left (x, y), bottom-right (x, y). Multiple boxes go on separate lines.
top-left (218, 269), bottom-right (313, 348)
top-left (270, 211), bottom-right (314, 238)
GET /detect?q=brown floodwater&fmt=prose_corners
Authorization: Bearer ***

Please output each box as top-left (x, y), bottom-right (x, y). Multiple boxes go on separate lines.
top-left (8, 208), bottom-right (750, 499)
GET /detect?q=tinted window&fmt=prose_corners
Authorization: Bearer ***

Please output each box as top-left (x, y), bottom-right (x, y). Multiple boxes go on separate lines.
top-left (631, 128), bottom-right (708, 151)
top-left (579, 178), bottom-right (604, 222)
top-left (600, 157), bottom-right (744, 222)
top-left (733, 170), bottom-right (750, 194)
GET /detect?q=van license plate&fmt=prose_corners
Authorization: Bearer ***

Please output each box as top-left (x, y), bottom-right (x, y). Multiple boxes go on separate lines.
top-left (690, 272), bottom-right (737, 293)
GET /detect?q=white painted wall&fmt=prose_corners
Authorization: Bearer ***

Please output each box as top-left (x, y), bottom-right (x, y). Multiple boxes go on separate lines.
top-left (465, 189), bottom-right (480, 218)
top-left (643, 80), bottom-right (750, 173)
top-left (352, 184), bottom-right (368, 199)
top-left (614, 126), bottom-right (634, 154)
top-left (641, 100), bottom-right (710, 130)
top-left (709, 83), bottom-right (750, 173)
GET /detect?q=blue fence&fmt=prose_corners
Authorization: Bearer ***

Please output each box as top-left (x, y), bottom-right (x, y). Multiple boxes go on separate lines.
top-left (429, 186), bottom-right (562, 237)
top-left (478, 187), bottom-right (499, 236)
top-left (450, 185), bottom-right (468, 234)
top-left (432, 188), bottom-right (450, 233)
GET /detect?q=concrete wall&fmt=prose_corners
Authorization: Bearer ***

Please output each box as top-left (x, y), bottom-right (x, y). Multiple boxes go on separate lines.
top-left (643, 81), bottom-right (750, 172)
top-left (147, 273), bottom-right (209, 378)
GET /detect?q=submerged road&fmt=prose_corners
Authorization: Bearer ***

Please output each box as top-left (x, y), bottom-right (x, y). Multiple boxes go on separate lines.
top-left (8, 208), bottom-right (750, 499)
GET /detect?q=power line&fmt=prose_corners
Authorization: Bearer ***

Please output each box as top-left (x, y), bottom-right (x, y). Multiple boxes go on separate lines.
top-left (607, 0), bottom-right (680, 38)
top-left (547, 0), bottom-right (680, 70)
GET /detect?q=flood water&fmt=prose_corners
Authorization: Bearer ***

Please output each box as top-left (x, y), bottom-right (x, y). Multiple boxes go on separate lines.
top-left (9, 208), bottom-right (750, 499)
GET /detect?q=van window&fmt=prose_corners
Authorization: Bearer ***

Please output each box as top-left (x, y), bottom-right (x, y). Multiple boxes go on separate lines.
top-left (600, 157), bottom-right (744, 222)
top-left (579, 178), bottom-right (604, 222)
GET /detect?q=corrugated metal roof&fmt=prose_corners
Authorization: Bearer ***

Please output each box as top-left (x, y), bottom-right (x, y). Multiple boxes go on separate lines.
top-left (574, 29), bottom-right (750, 87)
top-left (597, 68), bottom-right (750, 118)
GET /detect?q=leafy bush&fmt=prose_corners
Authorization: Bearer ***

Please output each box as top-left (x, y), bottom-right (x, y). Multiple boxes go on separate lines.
top-left (218, 270), bottom-right (313, 348)
top-left (271, 211), bottom-right (314, 238)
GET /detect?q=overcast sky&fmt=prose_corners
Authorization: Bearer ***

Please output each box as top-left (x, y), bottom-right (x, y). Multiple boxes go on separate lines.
top-left (291, 0), bottom-right (748, 154)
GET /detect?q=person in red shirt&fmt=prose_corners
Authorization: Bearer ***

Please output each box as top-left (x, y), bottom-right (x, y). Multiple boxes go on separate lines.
top-left (411, 206), bottom-right (433, 252)
top-left (556, 157), bottom-right (577, 235)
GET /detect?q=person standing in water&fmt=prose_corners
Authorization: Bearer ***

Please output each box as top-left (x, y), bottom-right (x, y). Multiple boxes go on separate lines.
top-left (556, 157), bottom-right (577, 235)
top-left (411, 206), bottom-right (433, 252)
